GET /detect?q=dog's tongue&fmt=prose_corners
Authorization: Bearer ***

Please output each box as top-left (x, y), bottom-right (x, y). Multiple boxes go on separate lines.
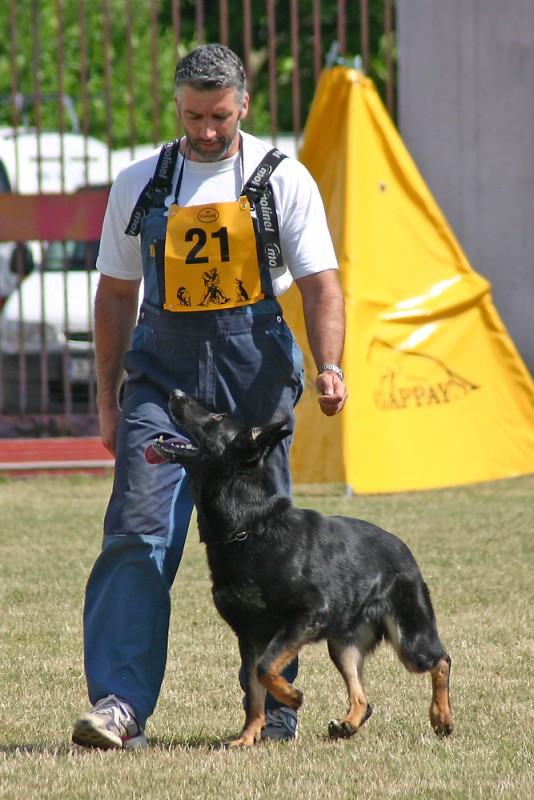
top-left (145, 436), bottom-right (189, 464)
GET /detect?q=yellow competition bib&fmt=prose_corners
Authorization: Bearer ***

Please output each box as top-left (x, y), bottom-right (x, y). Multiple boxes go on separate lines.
top-left (163, 196), bottom-right (264, 311)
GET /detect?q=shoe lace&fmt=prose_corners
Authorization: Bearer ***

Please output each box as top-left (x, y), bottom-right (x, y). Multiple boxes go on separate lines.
top-left (93, 694), bottom-right (136, 725)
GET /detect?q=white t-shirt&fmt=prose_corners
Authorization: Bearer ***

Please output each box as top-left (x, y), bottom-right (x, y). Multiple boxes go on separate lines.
top-left (96, 130), bottom-right (338, 296)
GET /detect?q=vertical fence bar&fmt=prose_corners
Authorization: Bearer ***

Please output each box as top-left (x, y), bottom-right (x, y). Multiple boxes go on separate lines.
top-left (290, 0), bottom-right (301, 139)
top-left (80, 0), bottom-right (97, 413)
top-left (385, 0), bottom-right (395, 116)
top-left (125, 0), bottom-right (137, 155)
top-left (173, 0), bottom-right (181, 137)
top-left (242, 0), bottom-right (254, 130)
top-left (54, 0), bottom-right (74, 417)
top-left (8, 1), bottom-right (20, 197)
top-left (312, 0), bottom-right (322, 81)
top-left (150, 0), bottom-right (160, 144)
top-left (30, 0), bottom-right (49, 414)
top-left (1, 0), bottom-right (20, 412)
top-left (81, 5), bottom-right (97, 414)
top-left (8, 0), bottom-right (20, 130)
top-left (196, 0), bottom-right (205, 43)
top-left (31, 0), bottom-right (42, 178)
top-left (219, 0), bottom-right (229, 45)
top-left (337, 0), bottom-right (346, 57)
top-left (102, 0), bottom-right (113, 155)
top-left (172, 0), bottom-right (180, 46)
top-left (360, 0), bottom-right (369, 73)
top-left (54, 0), bottom-right (66, 186)
top-left (267, 0), bottom-right (278, 137)
top-left (78, 0), bottom-right (90, 173)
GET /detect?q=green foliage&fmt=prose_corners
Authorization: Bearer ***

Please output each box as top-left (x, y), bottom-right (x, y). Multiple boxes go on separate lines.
top-left (0, 0), bottom-right (396, 147)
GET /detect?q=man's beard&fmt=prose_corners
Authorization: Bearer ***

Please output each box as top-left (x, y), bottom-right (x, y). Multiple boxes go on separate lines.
top-left (185, 126), bottom-right (239, 162)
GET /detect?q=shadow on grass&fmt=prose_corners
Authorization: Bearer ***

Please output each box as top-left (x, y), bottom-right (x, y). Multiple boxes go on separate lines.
top-left (0, 743), bottom-right (74, 756)
top-left (0, 736), bottom-right (242, 755)
top-left (148, 734), bottom-right (278, 751)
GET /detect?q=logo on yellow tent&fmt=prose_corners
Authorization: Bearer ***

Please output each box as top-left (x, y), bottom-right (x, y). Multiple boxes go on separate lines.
top-left (368, 338), bottom-right (479, 411)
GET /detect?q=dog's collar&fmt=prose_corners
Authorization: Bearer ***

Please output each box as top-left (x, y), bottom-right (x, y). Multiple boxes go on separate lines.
top-left (226, 530), bottom-right (248, 544)
top-left (201, 528), bottom-right (249, 545)
top-left (202, 496), bottom-right (292, 546)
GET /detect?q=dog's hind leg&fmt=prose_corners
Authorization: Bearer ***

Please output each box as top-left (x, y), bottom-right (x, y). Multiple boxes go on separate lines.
top-left (256, 644), bottom-right (303, 709)
top-left (326, 638), bottom-right (373, 739)
top-left (383, 578), bottom-right (454, 737)
top-left (257, 612), bottom-right (328, 709)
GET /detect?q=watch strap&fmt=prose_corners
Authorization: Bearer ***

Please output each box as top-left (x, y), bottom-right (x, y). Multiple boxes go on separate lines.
top-left (318, 364), bottom-right (344, 381)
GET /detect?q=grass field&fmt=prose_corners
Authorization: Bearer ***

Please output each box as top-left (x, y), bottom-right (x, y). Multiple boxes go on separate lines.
top-left (0, 472), bottom-right (532, 799)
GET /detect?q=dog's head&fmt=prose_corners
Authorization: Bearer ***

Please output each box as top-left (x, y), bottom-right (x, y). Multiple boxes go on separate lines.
top-left (147, 389), bottom-right (291, 477)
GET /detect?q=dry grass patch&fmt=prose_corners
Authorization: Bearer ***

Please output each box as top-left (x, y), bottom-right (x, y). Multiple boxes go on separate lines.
top-left (0, 473), bottom-right (533, 799)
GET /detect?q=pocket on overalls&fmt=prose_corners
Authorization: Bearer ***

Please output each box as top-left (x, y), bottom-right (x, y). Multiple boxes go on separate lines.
top-left (265, 317), bottom-right (305, 402)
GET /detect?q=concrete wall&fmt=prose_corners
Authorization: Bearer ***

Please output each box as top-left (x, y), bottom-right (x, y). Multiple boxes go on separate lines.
top-left (397, 0), bottom-right (534, 374)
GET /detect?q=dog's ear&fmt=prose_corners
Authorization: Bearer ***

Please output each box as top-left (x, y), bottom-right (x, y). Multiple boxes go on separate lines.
top-left (250, 419), bottom-right (291, 453)
top-left (232, 419), bottom-right (291, 470)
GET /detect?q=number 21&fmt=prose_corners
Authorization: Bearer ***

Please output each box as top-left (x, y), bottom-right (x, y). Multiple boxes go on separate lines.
top-left (185, 227), bottom-right (230, 264)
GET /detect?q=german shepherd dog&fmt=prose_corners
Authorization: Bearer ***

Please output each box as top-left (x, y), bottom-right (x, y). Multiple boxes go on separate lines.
top-left (150, 390), bottom-right (453, 746)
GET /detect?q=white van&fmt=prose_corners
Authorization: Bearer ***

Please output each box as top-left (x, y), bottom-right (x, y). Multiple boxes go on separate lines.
top-left (0, 129), bottom-right (110, 413)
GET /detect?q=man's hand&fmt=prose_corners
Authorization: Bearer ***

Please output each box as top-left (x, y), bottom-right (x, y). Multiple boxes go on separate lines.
top-left (296, 270), bottom-right (348, 417)
top-left (98, 403), bottom-right (122, 456)
top-left (316, 370), bottom-right (348, 416)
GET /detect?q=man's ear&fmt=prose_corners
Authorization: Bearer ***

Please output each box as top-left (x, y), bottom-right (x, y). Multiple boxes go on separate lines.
top-left (238, 92), bottom-right (250, 121)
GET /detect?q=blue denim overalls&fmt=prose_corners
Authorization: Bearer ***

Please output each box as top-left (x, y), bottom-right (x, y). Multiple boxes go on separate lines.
top-left (83, 142), bottom-right (304, 725)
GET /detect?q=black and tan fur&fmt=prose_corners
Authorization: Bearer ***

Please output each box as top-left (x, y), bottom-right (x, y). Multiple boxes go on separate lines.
top-left (152, 390), bottom-right (454, 746)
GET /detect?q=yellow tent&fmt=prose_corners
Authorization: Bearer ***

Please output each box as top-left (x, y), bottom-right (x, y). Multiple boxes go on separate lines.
top-left (282, 67), bottom-right (534, 493)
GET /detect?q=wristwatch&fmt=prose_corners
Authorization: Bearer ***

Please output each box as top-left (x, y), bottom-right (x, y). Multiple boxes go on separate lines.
top-left (318, 364), bottom-right (344, 382)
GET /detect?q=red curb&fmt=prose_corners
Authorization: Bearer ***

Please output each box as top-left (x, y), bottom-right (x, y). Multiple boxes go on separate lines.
top-left (0, 437), bottom-right (114, 475)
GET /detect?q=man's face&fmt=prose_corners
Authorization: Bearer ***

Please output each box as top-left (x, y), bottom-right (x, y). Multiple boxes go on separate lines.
top-left (176, 85), bottom-right (249, 162)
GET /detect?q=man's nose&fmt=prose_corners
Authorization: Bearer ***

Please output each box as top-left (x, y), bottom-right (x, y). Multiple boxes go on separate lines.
top-left (199, 120), bottom-right (217, 139)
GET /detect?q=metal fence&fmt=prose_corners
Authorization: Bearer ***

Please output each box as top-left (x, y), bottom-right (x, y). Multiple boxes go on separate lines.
top-left (0, 0), bottom-right (396, 433)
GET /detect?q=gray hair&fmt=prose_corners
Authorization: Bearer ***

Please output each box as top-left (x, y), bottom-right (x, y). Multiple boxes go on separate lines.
top-left (174, 44), bottom-right (247, 106)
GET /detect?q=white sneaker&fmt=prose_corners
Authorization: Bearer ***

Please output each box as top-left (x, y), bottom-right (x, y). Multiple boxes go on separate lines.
top-left (72, 694), bottom-right (148, 750)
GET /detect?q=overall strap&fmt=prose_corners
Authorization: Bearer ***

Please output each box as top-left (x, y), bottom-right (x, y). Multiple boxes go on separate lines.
top-left (242, 148), bottom-right (287, 273)
top-left (243, 147), bottom-right (287, 201)
top-left (125, 139), bottom-right (180, 236)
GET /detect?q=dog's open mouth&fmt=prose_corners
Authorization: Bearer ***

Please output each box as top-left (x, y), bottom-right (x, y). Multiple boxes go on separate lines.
top-left (145, 434), bottom-right (197, 464)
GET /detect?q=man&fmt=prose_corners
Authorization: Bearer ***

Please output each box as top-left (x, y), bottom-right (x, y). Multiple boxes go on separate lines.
top-left (72, 43), bottom-right (347, 750)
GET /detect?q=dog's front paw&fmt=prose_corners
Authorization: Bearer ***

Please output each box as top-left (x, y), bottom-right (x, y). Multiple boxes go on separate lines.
top-left (328, 704), bottom-right (373, 739)
top-left (328, 719), bottom-right (357, 739)
top-left (223, 722), bottom-right (263, 749)
top-left (430, 706), bottom-right (454, 737)
top-left (223, 733), bottom-right (259, 749)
